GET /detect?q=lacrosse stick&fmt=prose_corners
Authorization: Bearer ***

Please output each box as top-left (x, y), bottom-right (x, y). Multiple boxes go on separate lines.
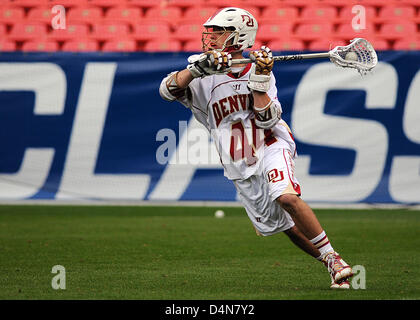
top-left (232, 38), bottom-right (378, 75)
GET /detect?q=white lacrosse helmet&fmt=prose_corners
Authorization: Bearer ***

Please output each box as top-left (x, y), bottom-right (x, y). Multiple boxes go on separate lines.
top-left (202, 7), bottom-right (258, 52)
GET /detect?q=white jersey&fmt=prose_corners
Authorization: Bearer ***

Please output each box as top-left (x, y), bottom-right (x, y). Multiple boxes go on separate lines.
top-left (173, 64), bottom-right (296, 180)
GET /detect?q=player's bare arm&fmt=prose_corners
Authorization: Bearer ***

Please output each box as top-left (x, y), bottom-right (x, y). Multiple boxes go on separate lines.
top-left (174, 69), bottom-right (194, 89)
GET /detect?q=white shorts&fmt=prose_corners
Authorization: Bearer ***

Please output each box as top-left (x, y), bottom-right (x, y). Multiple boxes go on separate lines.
top-left (233, 145), bottom-right (301, 236)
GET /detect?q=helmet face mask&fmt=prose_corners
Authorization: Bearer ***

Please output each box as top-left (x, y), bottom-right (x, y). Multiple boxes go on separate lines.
top-left (202, 26), bottom-right (239, 52)
top-left (202, 7), bottom-right (258, 53)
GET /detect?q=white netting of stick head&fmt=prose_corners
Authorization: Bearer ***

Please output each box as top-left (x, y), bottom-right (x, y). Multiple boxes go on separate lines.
top-left (329, 38), bottom-right (378, 75)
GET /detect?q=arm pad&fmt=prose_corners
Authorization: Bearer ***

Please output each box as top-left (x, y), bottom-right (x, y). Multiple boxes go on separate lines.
top-left (159, 71), bottom-right (187, 101)
top-left (254, 100), bottom-right (281, 129)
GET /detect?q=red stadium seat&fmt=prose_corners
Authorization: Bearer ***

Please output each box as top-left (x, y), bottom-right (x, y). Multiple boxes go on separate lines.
top-left (172, 23), bottom-right (203, 41)
top-left (183, 7), bottom-right (219, 24)
top-left (143, 39), bottom-right (182, 51)
top-left (335, 23), bottom-right (376, 41)
top-left (62, 39), bottom-right (99, 51)
top-left (368, 38), bottom-right (390, 50)
top-left (132, 22), bottom-right (170, 41)
top-left (91, 23), bottom-right (131, 40)
top-left (126, 0), bottom-right (162, 9)
top-left (183, 40), bottom-right (204, 52)
top-left (281, 0), bottom-right (322, 7)
top-left (205, 0), bottom-right (243, 8)
top-left (294, 23), bottom-right (333, 40)
top-left (67, 6), bottom-right (103, 26)
top-left (379, 22), bottom-right (417, 40)
top-left (22, 40), bottom-right (60, 52)
top-left (27, 7), bottom-right (56, 25)
top-left (337, 5), bottom-right (377, 24)
top-left (104, 7), bottom-right (142, 25)
top-left (144, 7), bottom-right (182, 26)
top-left (89, 0), bottom-right (128, 8)
top-left (259, 6), bottom-right (299, 24)
top-left (399, 0), bottom-right (420, 5)
top-left (0, 40), bottom-right (17, 52)
top-left (194, 5), bottom-right (259, 20)
top-left (308, 39), bottom-right (347, 51)
top-left (102, 39), bottom-right (137, 51)
top-left (0, 7), bottom-right (25, 25)
top-left (49, 0), bottom-right (89, 8)
top-left (393, 39), bottom-right (420, 50)
top-left (0, 24), bottom-right (7, 37)
top-left (10, 0), bottom-right (49, 7)
top-left (267, 39), bottom-right (305, 51)
top-left (241, 0), bottom-right (275, 10)
top-left (167, 0), bottom-right (205, 9)
top-left (257, 24), bottom-right (294, 41)
top-left (315, 0), bottom-right (355, 7)
top-left (49, 24), bottom-right (90, 41)
top-left (299, 6), bottom-right (338, 22)
top-left (345, 0), bottom-right (391, 6)
top-left (377, 5), bottom-right (416, 22)
top-left (8, 23), bottom-right (48, 41)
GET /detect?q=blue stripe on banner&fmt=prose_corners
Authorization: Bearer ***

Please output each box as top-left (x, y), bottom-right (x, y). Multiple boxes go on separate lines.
top-left (0, 51), bottom-right (419, 203)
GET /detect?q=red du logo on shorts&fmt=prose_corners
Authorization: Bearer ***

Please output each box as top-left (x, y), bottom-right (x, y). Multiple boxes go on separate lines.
top-left (267, 168), bottom-right (284, 183)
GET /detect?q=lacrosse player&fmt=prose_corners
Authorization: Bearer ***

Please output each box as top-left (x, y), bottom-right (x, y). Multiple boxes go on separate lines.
top-left (159, 7), bottom-right (353, 289)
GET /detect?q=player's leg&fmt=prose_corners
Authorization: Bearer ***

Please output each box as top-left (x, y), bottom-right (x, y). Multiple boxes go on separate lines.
top-left (282, 226), bottom-right (350, 289)
top-left (282, 225), bottom-right (320, 259)
top-left (234, 176), bottom-right (320, 259)
top-left (263, 148), bottom-right (332, 258)
top-left (277, 193), bottom-right (323, 239)
top-left (283, 227), bottom-right (352, 289)
top-left (277, 194), bottom-right (353, 286)
top-left (277, 193), bottom-right (336, 258)
top-left (263, 147), bottom-right (353, 286)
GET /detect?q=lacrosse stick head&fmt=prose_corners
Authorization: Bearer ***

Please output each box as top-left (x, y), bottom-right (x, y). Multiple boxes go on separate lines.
top-left (329, 38), bottom-right (378, 75)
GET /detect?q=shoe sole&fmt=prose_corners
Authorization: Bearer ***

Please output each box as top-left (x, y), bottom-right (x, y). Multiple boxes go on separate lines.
top-left (331, 281), bottom-right (350, 289)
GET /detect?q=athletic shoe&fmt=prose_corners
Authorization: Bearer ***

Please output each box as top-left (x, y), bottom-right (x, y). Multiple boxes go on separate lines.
top-left (322, 251), bottom-right (353, 284)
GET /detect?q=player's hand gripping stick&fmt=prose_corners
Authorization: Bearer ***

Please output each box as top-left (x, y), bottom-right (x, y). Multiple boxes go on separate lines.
top-left (187, 50), bottom-right (232, 78)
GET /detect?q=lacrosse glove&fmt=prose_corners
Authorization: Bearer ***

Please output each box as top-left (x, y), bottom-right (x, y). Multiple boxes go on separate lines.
top-left (187, 50), bottom-right (232, 78)
top-left (248, 46), bottom-right (274, 92)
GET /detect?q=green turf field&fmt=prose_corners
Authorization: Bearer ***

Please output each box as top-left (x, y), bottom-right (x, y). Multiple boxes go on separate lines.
top-left (0, 205), bottom-right (419, 300)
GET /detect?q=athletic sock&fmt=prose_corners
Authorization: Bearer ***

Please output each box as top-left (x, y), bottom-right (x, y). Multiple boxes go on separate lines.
top-left (310, 231), bottom-right (334, 261)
